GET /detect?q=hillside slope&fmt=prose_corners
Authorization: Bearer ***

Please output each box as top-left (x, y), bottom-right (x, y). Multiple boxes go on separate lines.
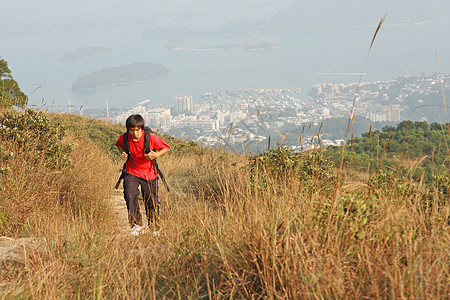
top-left (0, 110), bottom-right (448, 298)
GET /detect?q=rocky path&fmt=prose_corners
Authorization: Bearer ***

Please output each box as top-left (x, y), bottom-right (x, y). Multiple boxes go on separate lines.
top-left (110, 189), bottom-right (130, 235)
top-left (0, 190), bottom-right (129, 275)
top-left (110, 189), bottom-right (156, 235)
top-left (1, 190), bottom-right (152, 260)
top-left (0, 236), bottom-right (44, 271)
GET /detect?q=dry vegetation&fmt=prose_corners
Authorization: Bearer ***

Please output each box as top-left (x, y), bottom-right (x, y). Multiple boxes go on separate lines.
top-left (0, 108), bottom-right (448, 299)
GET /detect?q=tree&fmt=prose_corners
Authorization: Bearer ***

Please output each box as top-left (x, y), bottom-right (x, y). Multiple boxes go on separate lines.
top-left (0, 58), bottom-right (28, 108)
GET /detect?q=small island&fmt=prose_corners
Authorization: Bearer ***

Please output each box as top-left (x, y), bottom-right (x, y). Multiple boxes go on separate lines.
top-left (60, 47), bottom-right (117, 62)
top-left (167, 39), bottom-right (279, 52)
top-left (229, 40), bottom-right (279, 52)
top-left (71, 63), bottom-right (169, 92)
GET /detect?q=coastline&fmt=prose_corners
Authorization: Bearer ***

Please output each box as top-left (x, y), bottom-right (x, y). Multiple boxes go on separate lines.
top-left (72, 79), bottom-right (151, 92)
top-left (61, 50), bottom-right (118, 62)
top-left (172, 46), bottom-right (279, 52)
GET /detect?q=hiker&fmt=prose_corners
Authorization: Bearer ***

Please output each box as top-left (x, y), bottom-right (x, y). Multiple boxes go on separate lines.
top-left (115, 114), bottom-right (170, 236)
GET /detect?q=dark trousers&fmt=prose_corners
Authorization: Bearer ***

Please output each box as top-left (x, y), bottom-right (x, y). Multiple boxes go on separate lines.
top-left (123, 172), bottom-right (159, 227)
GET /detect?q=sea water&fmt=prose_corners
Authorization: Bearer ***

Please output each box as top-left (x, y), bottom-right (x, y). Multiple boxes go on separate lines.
top-left (1, 20), bottom-right (448, 111)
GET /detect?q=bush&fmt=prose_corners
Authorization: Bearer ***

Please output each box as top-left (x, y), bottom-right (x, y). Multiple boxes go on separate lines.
top-left (249, 146), bottom-right (336, 191)
top-left (0, 109), bottom-right (72, 168)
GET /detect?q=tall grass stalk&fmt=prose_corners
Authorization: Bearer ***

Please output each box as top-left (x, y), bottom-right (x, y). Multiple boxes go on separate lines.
top-left (329, 15), bottom-right (386, 234)
top-left (435, 51), bottom-right (449, 136)
top-left (435, 51), bottom-right (450, 167)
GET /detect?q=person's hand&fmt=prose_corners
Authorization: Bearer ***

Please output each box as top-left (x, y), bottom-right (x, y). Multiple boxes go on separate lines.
top-left (143, 151), bottom-right (158, 161)
top-left (121, 152), bottom-right (128, 160)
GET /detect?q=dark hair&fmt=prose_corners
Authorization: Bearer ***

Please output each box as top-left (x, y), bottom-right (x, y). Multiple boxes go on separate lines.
top-left (125, 114), bottom-right (145, 130)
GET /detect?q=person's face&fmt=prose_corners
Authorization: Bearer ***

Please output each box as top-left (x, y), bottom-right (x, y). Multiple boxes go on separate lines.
top-left (129, 126), bottom-right (143, 142)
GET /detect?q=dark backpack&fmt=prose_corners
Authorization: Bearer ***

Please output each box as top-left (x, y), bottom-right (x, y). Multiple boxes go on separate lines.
top-left (115, 127), bottom-right (169, 191)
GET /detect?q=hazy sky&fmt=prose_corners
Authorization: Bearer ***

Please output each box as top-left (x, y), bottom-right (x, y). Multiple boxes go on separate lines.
top-left (3, 0), bottom-right (447, 40)
top-left (2, 0), bottom-right (297, 37)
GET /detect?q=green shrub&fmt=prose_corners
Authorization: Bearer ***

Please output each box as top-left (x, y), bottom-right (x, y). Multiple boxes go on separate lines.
top-left (0, 109), bottom-right (73, 168)
top-left (249, 146), bottom-right (336, 190)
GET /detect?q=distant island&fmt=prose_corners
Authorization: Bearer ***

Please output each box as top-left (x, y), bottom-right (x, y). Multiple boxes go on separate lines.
top-left (71, 63), bottom-right (169, 92)
top-left (60, 47), bottom-right (117, 62)
top-left (166, 39), bottom-right (279, 52)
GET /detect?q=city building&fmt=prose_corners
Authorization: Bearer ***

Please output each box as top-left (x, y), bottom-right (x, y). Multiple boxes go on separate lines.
top-left (175, 95), bottom-right (193, 114)
top-left (144, 108), bottom-right (172, 129)
top-left (387, 106), bottom-right (401, 122)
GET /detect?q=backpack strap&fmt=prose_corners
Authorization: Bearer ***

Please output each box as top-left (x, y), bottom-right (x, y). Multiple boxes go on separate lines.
top-left (143, 127), bottom-right (152, 154)
top-left (122, 131), bottom-right (136, 169)
top-left (123, 131), bottom-right (130, 154)
top-left (143, 127), bottom-right (170, 192)
top-left (115, 131), bottom-right (133, 189)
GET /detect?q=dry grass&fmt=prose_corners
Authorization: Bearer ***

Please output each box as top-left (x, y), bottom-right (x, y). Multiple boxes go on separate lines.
top-left (0, 102), bottom-right (447, 299)
top-left (0, 131), bottom-right (116, 237)
top-left (2, 137), bottom-right (448, 299)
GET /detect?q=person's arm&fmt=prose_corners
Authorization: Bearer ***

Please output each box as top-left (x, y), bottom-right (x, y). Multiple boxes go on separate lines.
top-left (143, 147), bottom-right (169, 161)
top-left (115, 134), bottom-right (129, 161)
top-left (116, 145), bottom-right (128, 161)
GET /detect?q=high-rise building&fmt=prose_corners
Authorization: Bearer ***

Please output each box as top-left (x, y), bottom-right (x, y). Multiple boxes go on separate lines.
top-left (368, 106), bottom-right (401, 123)
top-left (383, 106), bottom-right (401, 122)
top-left (175, 95), bottom-right (193, 114)
top-left (144, 108), bottom-right (172, 129)
top-left (388, 106), bottom-right (401, 122)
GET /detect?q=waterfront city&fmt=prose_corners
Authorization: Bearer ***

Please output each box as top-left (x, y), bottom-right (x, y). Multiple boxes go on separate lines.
top-left (108, 73), bottom-right (449, 152)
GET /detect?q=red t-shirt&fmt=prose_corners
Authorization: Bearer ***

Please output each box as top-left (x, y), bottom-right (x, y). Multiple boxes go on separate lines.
top-left (115, 132), bottom-right (170, 180)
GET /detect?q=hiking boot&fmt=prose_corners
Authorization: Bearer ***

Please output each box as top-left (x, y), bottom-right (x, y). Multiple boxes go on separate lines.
top-left (130, 224), bottom-right (147, 236)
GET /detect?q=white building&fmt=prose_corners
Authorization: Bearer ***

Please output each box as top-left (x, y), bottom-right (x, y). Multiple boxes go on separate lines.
top-left (144, 108), bottom-right (172, 129)
top-left (321, 107), bottom-right (330, 117)
top-left (175, 95), bottom-right (193, 114)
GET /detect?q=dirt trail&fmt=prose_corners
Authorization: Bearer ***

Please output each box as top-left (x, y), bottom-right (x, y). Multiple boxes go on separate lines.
top-left (110, 189), bottom-right (155, 235)
top-left (110, 190), bottom-right (130, 235)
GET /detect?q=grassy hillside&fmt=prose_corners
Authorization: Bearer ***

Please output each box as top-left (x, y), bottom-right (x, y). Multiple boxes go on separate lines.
top-left (0, 108), bottom-right (448, 298)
